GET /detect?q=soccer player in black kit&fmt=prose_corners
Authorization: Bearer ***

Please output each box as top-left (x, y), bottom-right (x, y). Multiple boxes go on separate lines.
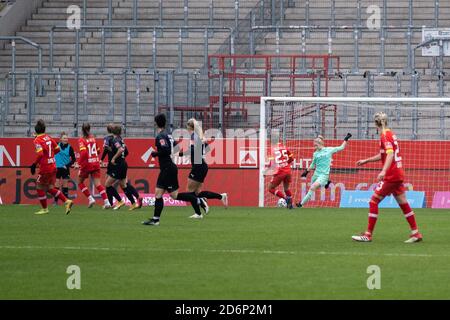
top-left (142, 113), bottom-right (203, 226)
top-left (101, 124), bottom-right (122, 207)
top-left (184, 118), bottom-right (228, 219)
top-left (104, 124), bottom-right (142, 211)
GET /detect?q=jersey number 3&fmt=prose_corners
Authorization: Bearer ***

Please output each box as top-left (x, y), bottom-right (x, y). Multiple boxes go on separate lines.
top-left (393, 140), bottom-right (402, 163)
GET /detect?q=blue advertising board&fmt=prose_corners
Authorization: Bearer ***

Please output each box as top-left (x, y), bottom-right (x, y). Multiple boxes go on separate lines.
top-left (339, 191), bottom-right (426, 208)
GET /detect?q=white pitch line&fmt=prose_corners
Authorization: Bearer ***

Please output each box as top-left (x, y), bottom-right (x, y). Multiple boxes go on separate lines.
top-left (0, 245), bottom-right (448, 258)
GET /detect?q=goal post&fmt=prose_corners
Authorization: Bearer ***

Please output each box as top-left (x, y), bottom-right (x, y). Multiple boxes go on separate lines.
top-left (259, 96), bottom-right (450, 208)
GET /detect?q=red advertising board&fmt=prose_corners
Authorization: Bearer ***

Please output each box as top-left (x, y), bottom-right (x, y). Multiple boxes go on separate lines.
top-left (0, 137), bottom-right (260, 206)
top-left (0, 137), bottom-right (260, 169)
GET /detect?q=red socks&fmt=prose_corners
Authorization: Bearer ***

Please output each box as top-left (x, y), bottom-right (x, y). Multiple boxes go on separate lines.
top-left (399, 203), bottom-right (418, 232)
top-left (48, 188), bottom-right (68, 202)
top-left (37, 189), bottom-right (47, 209)
top-left (269, 188), bottom-right (293, 200)
top-left (38, 188), bottom-right (67, 208)
top-left (96, 185), bottom-right (108, 201)
top-left (367, 196), bottom-right (380, 235)
top-left (367, 197), bottom-right (419, 235)
top-left (78, 183), bottom-right (91, 198)
top-left (275, 190), bottom-right (285, 199)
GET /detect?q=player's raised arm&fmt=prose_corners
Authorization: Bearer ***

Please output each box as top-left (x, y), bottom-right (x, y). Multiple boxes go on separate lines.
top-left (331, 133), bottom-right (352, 154)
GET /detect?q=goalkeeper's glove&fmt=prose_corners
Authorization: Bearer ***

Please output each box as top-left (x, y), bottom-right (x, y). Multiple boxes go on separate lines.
top-left (301, 169), bottom-right (309, 178)
top-left (151, 151), bottom-right (159, 158)
top-left (30, 163), bottom-right (37, 175)
top-left (344, 133), bottom-right (352, 141)
top-left (178, 149), bottom-right (184, 157)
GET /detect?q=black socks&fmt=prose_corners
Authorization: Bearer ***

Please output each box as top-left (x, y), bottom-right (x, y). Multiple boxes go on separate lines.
top-left (154, 197), bottom-right (164, 218)
top-left (106, 186), bottom-right (122, 205)
top-left (197, 191), bottom-right (222, 200)
top-left (176, 192), bottom-right (201, 215)
top-left (127, 182), bottom-right (140, 199)
top-left (123, 186), bottom-right (135, 204)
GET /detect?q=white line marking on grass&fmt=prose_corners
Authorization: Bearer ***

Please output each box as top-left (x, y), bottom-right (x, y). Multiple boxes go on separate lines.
top-left (0, 245), bottom-right (447, 258)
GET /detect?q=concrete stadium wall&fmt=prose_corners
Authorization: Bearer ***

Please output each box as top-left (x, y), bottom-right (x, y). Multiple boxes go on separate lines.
top-left (0, 0), bottom-right (44, 42)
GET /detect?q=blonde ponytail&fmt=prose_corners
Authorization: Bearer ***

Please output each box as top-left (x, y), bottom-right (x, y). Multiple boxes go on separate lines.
top-left (187, 118), bottom-right (204, 141)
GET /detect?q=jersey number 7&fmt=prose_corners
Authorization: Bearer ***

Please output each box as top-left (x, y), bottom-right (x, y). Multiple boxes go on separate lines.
top-left (46, 141), bottom-right (52, 157)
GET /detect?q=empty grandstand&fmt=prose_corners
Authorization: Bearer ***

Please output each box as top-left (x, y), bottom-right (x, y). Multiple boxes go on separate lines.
top-left (0, 0), bottom-right (449, 137)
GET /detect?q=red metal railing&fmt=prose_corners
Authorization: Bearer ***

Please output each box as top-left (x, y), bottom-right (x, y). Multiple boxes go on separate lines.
top-left (207, 54), bottom-right (340, 133)
top-left (160, 55), bottom-right (341, 134)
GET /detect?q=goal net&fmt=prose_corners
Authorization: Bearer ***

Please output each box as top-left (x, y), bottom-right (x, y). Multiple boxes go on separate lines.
top-left (259, 97), bottom-right (450, 208)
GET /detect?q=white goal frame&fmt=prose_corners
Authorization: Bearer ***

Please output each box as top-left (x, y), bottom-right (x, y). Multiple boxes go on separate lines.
top-left (259, 96), bottom-right (450, 207)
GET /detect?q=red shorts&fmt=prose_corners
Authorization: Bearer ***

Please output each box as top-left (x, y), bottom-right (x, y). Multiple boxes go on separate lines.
top-left (36, 172), bottom-right (56, 187)
top-left (270, 172), bottom-right (292, 187)
top-left (79, 168), bottom-right (101, 180)
top-left (374, 181), bottom-right (406, 197)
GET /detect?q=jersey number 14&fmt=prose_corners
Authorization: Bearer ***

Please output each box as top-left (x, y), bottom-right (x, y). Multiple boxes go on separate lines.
top-left (87, 143), bottom-right (98, 157)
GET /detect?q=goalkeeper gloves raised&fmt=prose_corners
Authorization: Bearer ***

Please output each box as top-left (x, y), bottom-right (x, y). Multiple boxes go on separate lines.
top-left (301, 169), bottom-right (309, 178)
top-left (30, 163), bottom-right (37, 175)
top-left (344, 133), bottom-right (352, 141)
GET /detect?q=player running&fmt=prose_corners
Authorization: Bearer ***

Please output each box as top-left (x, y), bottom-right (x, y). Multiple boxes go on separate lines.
top-left (54, 131), bottom-right (76, 204)
top-left (296, 133), bottom-right (352, 208)
top-left (76, 123), bottom-right (111, 209)
top-left (352, 112), bottom-right (422, 243)
top-left (142, 113), bottom-right (203, 226)
top-left (104, 124), bottom-right (142, 211)
top-left (184, 118), bottom-right (228, 219)
top-left (265, 140), bottom-right (295, 209)
top-left (30, 120), bottom-right (73, 215)
top-left (101, 124), bottom-right (123, 207)
top-left (101, 123), bottom-right (114, 166)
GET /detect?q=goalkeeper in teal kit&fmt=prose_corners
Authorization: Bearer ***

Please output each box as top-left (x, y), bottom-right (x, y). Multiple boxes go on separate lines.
top-left (296, 133), bottom-right (352, 208)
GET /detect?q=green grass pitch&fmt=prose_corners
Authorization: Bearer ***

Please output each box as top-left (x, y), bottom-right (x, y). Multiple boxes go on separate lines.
top-left (0, 204), bottom-right (449, 300)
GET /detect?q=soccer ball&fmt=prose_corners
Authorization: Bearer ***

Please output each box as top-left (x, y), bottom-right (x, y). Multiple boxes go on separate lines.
top-left (277, 198), bottom-right (287, 208)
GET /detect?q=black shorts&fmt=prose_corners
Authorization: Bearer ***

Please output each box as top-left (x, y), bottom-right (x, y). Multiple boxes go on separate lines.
top-left (108, 162), bottom-right (128, 180)
top-left (56, 167), bottom-right (70, 179)
top-left (189, 163), bottom-right (208, 183)
top-left (156, 164), bottom-right (179, 193)
top-left (106, 163), bottom-right (114, 177)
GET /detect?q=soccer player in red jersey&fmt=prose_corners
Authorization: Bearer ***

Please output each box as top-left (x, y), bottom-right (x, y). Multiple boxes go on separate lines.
top-left (76, 123), bottom-right (111, 209)
top-left (30, 120), bottom-right (73, 215)
top-left (266, 141), bottom-right (295, 209)
top-left (352, 112), bottom-right (423, 243)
